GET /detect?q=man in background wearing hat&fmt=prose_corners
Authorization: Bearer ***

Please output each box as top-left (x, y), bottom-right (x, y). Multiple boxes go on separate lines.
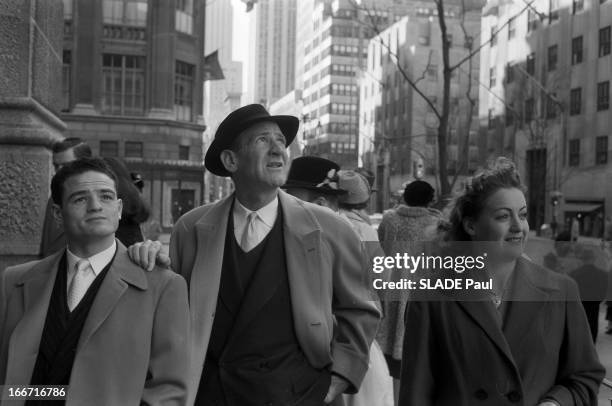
top-left (284, 162), bottom-right (393, 406)
top-left (128, 104), bottom-right (380, 406)
top-left (282, 156), bottom-right (347, 211)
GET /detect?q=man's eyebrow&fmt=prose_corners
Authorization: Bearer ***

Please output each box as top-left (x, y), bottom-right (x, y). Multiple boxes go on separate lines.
top-left (67, 188), bottom-right (116, 200)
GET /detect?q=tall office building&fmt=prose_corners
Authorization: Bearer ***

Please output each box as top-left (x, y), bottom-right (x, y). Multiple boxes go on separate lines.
top-left (298, 0), bottom-right (410, 169)
top-left (247, 0), bottom-right (297, 106)
top-left (204, 0), bottom-right (243, 202)
top-left (360, 1), bottom-right (482, 211)
top-left (479, 0), bottom-right (612, 235)
top-left (60, 0), bottom-right (206, 231)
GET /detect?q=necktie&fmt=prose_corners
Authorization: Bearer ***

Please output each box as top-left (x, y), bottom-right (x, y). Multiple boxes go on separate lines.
top-left (68, 259), bottom-right (93, 311)
top-left (240, 212), bottom-right (259, 252)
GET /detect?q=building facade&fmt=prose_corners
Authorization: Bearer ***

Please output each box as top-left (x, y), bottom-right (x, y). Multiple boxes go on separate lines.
top-left (60, 0), bottom-right (206, 232)
top-left (360, 1), bottom-right (482, 211)
top-left (203, 0), bottom-right (243, 203)
top-left (480, 0), bottom-right (612, 235)
top-left (299, 0), bottom-right (411, 170)
top-left (247, 0), bottom-right (297, 106)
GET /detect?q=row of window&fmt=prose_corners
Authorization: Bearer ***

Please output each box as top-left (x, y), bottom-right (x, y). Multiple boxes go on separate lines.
top-left (488, 81), bottom-right (610, 128)
top-left (491, 28), bottom-right (611, 88)
top-left (99, 141), bottom-right (190, 160)
top-left (63, 52), bottom-right (195, 119)
top-left (568, 136), bottom-right (609, 166)
top-left (65, 0), bottom-right (194, 35)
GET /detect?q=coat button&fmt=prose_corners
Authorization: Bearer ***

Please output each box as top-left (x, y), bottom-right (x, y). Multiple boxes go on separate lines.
top-left (506, 391), bottom-right (521, 403)
top-left (474, 389), bottom-right (488, 400)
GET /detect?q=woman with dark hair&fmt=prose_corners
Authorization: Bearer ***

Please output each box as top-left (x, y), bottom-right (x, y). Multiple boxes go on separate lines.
top-left (102, 157), bottom-right (150, 246)
top-left (399, 158), bottom-right (603, 406)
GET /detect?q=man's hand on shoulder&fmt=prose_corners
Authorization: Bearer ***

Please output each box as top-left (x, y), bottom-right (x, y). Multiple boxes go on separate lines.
top-left (324, 374), bottom-right (350, 404)
top-left (127, 240), bottom-right (171, 271)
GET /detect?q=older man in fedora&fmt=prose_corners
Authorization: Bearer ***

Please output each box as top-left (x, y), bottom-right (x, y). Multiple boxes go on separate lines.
top-left (129, 104), bottom-right (380, 406)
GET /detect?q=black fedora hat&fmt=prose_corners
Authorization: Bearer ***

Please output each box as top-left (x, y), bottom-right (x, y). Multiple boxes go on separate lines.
top-left (205, 104), bottom-right (299, 176)
top-left (282, 156), bottom-right (347, 195)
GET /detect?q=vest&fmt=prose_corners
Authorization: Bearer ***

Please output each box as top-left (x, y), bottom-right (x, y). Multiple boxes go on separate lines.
top-left (195, 205), bottom-right (329, 406)
top-left (27, 252), bottom-right (113, 405)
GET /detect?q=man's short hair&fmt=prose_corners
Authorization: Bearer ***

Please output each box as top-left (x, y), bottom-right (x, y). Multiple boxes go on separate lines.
top-left (403, 180), bottom-right (435, 207)
top-left (52, 137), bottom-right (92, 159)
top-left (51, 157), bottom-right (118, 206)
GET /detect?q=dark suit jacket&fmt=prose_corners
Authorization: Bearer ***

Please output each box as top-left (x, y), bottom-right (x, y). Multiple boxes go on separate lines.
top-left (169, 190), bottom-right (381, 405)
top-left (0, 242), bottom-right (191, 406)
top-left (399, 257), bottom-right (604, 406)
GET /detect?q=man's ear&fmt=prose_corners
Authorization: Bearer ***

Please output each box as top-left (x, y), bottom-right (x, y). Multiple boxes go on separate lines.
top-left (462, 217), bottom-right (476, 237)
top-left (52, 203), bottom-right (64, 228)
top-left (220, 150), bottom-right (238, 174)
top-left (116, 198), bottom-right (123, 220)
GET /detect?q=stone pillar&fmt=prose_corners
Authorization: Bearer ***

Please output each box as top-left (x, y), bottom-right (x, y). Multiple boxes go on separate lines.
top-left (0, 0), bottom-right (66, 269)
top-left (148, 0), bottom-right (175, 119)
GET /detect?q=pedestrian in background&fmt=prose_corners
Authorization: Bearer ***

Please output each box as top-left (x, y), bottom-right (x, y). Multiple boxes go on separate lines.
top-left (102, 157), bottom-right (150, 247)
top-left (376, 180), bottom-right (442, 403)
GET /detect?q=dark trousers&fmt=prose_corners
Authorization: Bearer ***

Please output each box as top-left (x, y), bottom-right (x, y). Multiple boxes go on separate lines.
top-left (582, 301), bottom-right (601, 343)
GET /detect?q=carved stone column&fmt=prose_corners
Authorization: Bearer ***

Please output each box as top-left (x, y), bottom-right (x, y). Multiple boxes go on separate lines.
top-left (0, 0), bottom-right (65, 269)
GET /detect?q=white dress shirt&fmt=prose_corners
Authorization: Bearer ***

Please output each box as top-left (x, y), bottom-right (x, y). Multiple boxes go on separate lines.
top-left (233, 197), bottom-right (278, 251)
top-left (66, 240), bottom-right (117, 291)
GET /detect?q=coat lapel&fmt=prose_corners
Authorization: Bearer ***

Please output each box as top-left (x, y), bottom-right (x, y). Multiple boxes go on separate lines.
top-left (502, 257), bottom-right (554, 352)
top-left (77, 242), bottom-right (147, 351)
top-left (278, 192), bottom-right (323, 337)
top-left (189, 195), bottom-right (232, 353)
top-left (5, 252), bottom-right (63, 386)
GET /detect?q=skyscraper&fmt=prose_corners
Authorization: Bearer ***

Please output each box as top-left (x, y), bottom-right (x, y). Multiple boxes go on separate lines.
top-left (247, 0), bottom-right (297, 106)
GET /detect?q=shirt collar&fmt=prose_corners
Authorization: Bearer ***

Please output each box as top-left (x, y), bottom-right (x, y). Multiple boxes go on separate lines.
top-left (234, 196), bottom-right (278, 228)
top-left (66, 240), bottom-right (117, 276)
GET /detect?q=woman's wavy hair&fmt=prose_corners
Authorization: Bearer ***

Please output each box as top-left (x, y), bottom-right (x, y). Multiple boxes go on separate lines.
top-left (446, 157), bottom-right (526, 241)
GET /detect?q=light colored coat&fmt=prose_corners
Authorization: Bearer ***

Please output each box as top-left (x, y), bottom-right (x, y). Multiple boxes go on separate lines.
top-left (0, 242), bottom-right (190, 406)
top-left (169, 190), bottom-right (381, 404)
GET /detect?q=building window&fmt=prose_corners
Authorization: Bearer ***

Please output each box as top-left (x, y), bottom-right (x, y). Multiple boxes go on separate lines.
top-left (600, 26), bottom-right (611, 57)
top-left (506, 64), bottom-right (515, 83)
top-left (174, 61), bottom-right (194, 121)
top-left (490, 25), bottom-right (497, 46)
top-left (572, 0), bottom-right (584, 13)
top-left (596, 136), bottom-right (608, 164)
top-left (569, 139), bottom-right (580, 166)
top-left (101, 54), bottom-right (145, 116)
top-left (102, 0), bottom-right (147, 26)
top-left (446, 34), bottom-right (453, 47)
top-left (527, 10), bottom-right (538, 32)
top-left (572, 36), bottom-right (583, 64)
top-left (526, 53), bottom-right (535, 75)
top-left (570, 88), bottom-right (582, 115)
top-left (62, 50), bottom-right (71, 112)
top-left (427, 64), bottom-right (438, 81)
top-left (176, 0), bottom-right (193, 35)
top-left (549, 0), bottom-right (560, 22)
top-left (506, 104), bottom-right (515, 126)
top-left (525, 98), bottom-right (535, 122)
top-left (179, 145), bottom-right (189, 161)
top-left (63, 0), bottom-right (73, 19)
top-left (489, 67), bottom-right (496, 88)
top-left (548, 45), bottom-right (557, 71)
top-left (598, 81), bottom-right (610, 111)
top-left (100, 141), bottom-right (119, 157)
top-left (508, 18), bottom-right (516, 39)
top-left (546, 94), bottom-right (558, 118)
top-left (125, 141), bottom-right (143, 158)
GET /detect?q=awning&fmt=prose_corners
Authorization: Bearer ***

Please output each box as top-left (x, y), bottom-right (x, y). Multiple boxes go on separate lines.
top-left (562, 203), bottom-right (602, 213)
